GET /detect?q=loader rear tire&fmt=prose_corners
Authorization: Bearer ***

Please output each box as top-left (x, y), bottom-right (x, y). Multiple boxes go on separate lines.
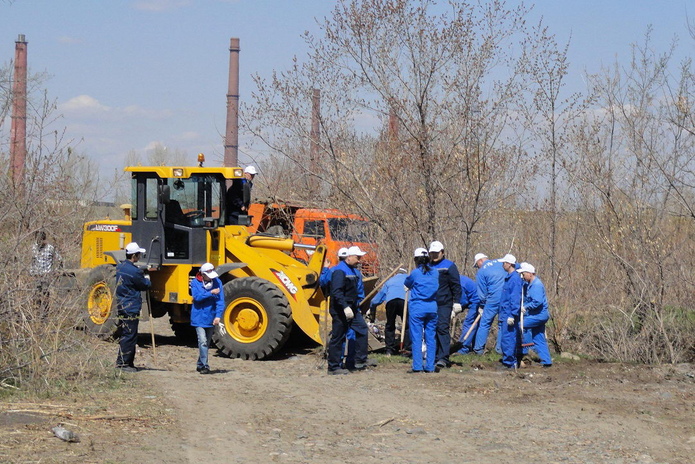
top-left (83, 265), bottom-right (118, 340)
top-left (213, 277), bottom-right (292, 360)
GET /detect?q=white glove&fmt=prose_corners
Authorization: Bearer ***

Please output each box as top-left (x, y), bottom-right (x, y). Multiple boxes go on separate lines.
top-left (507, 316), bottom-right (515, 326)
top-left (478, 307), bottom-right (483, 315)
top-left (344, 307), bottom-right (354, 321)
top-left (144, 273), bottom-right (151, 281)
top-left (452, 303), bottom-right (463, 315)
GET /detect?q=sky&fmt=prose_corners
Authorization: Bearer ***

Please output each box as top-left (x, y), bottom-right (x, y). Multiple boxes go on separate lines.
top-left (1, 0), bottom-right (693, 198)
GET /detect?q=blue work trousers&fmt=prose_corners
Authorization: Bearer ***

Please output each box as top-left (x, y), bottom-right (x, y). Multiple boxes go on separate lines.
top-left (116, 316), bottom-right (139, 368)
top-left (500, 316), bottom-right (522, 367)
top-left (473, 304), bottom-right (499, 354)
top-left (458, 305), bottom-right (479, 353)
top-left (522, 313), bottom-right (552, 365)
top-left (195, 326), bottom-right (214, 370)
top-left (409, 310), bottom-right (437, 372)
top-left (327, 308), bottom-right (368, 371)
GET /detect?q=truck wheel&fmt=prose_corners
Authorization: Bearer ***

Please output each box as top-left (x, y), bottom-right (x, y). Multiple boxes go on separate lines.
top-left (83, 265), bottom-right (118, 340)
top-left (213, 277), bottom-right (292, 360)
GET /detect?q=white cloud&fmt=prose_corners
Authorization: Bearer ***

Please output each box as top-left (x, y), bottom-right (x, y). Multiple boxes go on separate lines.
top-left (59, 95), bottom-right (173, 121)
top-left (132, 0), bottom-right (190, 12)
top-left (60, 95), bottom-right (111, 114)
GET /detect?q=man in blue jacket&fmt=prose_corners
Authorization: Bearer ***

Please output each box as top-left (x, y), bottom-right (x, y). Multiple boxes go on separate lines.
top-left (499, 254), bottom-right (522, 369)
top-left (472, 253), bottom-right (507, 355)
top-left (327, 246), bottom-right (370, 374)
top-left (455, 274), bottom-right (480, 354)
top-left (369, 269), bottom-right (409, 355)
top-left (428, 241), bottom-right (462, 369)
top-left (519, 262), bottom-right (552, 367)
top-left (115, 242), bottom-right (152, 372)
top-left (190, 262), bottom-right (225, 374)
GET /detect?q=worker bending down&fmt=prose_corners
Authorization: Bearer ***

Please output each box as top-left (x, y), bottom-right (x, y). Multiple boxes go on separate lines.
top-left (519, 262), bottom-right (552, 367)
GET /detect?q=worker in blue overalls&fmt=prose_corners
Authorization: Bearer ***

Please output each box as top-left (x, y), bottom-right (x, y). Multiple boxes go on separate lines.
top-left (519, 262), bottom-right (552, 367)
top-left (404, 248), bottom-right (440, 373)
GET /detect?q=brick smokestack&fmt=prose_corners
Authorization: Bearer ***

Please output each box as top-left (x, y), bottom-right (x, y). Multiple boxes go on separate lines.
top-left (10, 34), bottom-right (28, 186)
top-left (224, 38), bottom-right (240, 167)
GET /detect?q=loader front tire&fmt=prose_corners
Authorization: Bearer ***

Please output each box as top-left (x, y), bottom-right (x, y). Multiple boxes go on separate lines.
top-left (83, 265), bottom-right (118, 340)
top-left (213, 277), bottom-right (292, 360)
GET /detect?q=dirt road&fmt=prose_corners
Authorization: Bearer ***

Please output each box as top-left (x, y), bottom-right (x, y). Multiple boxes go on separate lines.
top-left (2, 319), bottom-right (694, 463)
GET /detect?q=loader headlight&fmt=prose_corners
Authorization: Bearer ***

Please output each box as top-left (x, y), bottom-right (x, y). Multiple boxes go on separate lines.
top-left (173, 168), bottom-right (184, 177)
top-left (233, 168), bottom-right (243, 177)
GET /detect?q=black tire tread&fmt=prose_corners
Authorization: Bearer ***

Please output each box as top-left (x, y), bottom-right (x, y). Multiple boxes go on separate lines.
top-left (213, 277), bottom-right (292, 360)
top-left (82, 265), bottom-right (118, 340)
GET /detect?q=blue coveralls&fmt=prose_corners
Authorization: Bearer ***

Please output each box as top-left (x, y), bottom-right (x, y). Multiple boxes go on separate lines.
top-left (404, 266), bottom-right (439, 372)
top-left (190, 276), bottom-right (225, 370)
top-left (473, 259), bottom-right (507, 354)
top-left (431, 259), bottom-right (462, 365)
top-left (370, 273), bottom-right (408, 354)
top-left (499, 269), bottom-right (523, 368)
top-left (115, 260), bottom-right (151, 368)
top-left (327, 261), bottom-right (368, 372)
top-left (522, 276), bottom-right (552, 366)
top-left (457, 275), bottom-right (480, 353)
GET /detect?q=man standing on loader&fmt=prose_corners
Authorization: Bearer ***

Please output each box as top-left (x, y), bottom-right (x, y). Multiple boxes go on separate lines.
top-left (226, 165), bottom-right (257, 224)
top-left (115, 242), bottom-right (151, 372)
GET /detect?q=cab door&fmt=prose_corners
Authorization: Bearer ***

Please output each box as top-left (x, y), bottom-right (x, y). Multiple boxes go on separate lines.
top-left (130, 174), bottom-right (164, 267)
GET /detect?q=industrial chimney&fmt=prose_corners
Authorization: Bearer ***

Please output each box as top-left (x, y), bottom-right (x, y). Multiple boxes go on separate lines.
top-left (9, 34), bottom-right (28, 186)
top-left (224, 38), bottom-right (240, 167)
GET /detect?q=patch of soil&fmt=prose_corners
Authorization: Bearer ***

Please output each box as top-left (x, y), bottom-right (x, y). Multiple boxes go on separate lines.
top-left (2, 318), bottom-right (693, 463)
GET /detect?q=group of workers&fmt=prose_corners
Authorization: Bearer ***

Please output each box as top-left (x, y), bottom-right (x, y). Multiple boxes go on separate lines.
top-left (112, 236), bottom-right (551, 375)
top-left (325, 241), bottom-right (552, 375)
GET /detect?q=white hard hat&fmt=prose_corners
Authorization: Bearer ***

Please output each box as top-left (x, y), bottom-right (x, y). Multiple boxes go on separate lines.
top-left (200, 262), bottom-right (219, 279)
top-left (518, 262), bottom-right (536, 274)
top-left (347, 245), bottom-right (367, 257)
top-left (473, 252), bottom-right (488, 268)
top-left (125, 242), bottom-right (146, 254)
top-left (500, 254), bottom-right (517, 265)
top-left (244, 166), bottom-right (258, 175)
top-left (428, 241), bottom-right (444, 253)
top-left (413, 247), bottom-right (428, 258)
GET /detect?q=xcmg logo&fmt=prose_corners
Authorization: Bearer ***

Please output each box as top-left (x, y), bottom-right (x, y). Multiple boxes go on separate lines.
top-left (88, 224), bottom-right (122, 232)
top-left (271, 269), bottom-right (298, 300)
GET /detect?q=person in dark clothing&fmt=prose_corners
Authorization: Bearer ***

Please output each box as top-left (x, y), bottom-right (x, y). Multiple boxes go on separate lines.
top-left (115, 242), bottom-right (152, 372)
top-left (226, 165), bottom-right (257, 225)
top-left (428, 241), bottom-right (462, 369)
top-left (326, 246), bottom-right (370, 375)
top-left (369, 269), bottom-right (410, 355)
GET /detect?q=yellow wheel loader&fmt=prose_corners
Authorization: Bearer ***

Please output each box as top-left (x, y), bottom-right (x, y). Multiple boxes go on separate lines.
top-left (79, 162), bottom-right (327, 359)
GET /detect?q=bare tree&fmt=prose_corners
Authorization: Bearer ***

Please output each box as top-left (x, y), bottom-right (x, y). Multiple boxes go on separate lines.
top-left (244, 0), bottom-right (539, 266)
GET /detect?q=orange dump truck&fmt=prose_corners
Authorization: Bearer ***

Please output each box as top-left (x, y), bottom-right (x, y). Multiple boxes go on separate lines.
top-left (246, 202), bottom-right (378, 276)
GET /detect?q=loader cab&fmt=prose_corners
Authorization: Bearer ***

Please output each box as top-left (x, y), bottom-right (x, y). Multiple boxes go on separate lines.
top-left (127, 167), bottom-right (234, 267)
